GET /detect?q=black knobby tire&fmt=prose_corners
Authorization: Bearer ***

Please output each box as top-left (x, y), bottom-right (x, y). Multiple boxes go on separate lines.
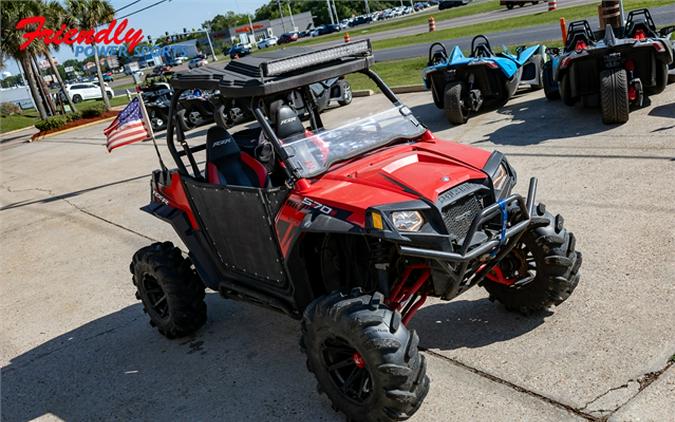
top-left (338, 80), bottom-right (353, 106)
top-left (301, 289), bottom-right (429, 422)
top-left (177, 109), bottom-right (194, 131)
top-left (560, 74), bottom-right (576, 106)
top-left (484, 207), bottom-right (582, 315)
top-left (444, 82), bottom-right (467, 125)
top-left (646, 62), bottom-right (668, 95)
top-left (431, 85), bottom-right (444, 108)
top-left (600, 68), bottom-right (630, 124)
top-left (130, 242), bottom-right (207, 338)
top-left (542, 60), bottom-right (560, 100)
top-left (530, 55), bottom-right (545, 90)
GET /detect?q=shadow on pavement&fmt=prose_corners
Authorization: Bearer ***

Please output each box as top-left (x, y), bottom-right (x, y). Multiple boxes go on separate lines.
top-left (1, 293), bottom-right (337, 422)
top-left (411, 298), bottom-right (550, 350)
top-left (410, 91), bottom-right (616, 146)
top-left (479, 95), bottom-right (615, 146)
top-left (648, 102), bottom-right (675, 119)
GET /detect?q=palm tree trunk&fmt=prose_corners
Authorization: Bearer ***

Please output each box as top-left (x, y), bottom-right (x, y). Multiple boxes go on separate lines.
top-left (93, 44), bottom-right (111, 110)
top-left (46, 52), bottom-right (77, 112)
top-left (32, 55), bottom-right (57, 116)
top-left (20, 56), bottom-right (49, 119)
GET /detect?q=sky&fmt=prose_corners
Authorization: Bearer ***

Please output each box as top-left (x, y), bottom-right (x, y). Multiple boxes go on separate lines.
top-left (2, 0), bottom-right (271, 77)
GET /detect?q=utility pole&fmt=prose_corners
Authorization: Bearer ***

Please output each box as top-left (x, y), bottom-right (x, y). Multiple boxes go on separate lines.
top-left (205, 30), bottom-right (217, 61)
top-left (619, 0), bottom-right (625, 25)
top-left (287, 2), bottom-right (296, 31)
top-left (247, 13), bottom-right (255, 44)
top-left (277, 0), bottom-right (287, 33)
top-left (364, 0), bottom-right (370, 14)
top-left (326, 0), bottom-right (335, 24)
top-left (332, 0), bottom-right (340, 25)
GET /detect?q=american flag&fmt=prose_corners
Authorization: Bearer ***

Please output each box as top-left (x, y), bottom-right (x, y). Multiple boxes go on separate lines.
top-left (104, 97), bottom-right (150, 152)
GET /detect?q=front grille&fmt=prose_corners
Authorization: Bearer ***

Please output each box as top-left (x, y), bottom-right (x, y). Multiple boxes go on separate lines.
top-left (442, 194), bottom-right (483, 242)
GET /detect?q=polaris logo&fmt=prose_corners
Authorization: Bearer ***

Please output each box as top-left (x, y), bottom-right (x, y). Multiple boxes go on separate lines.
top-left (280, 117), bottom-right (298, 125)
top-left (212, 138), bottom-right (232, 147)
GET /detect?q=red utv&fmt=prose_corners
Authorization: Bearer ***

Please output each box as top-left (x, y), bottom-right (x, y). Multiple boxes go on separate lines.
top-left (130, 40), bottom-right (582, 421)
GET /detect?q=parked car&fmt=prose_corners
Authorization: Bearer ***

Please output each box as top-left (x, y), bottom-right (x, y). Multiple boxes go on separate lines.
top-left (102, 73), bottom-right (114, 82)
top-left (311, 24), bottom-right (340, 37)
top-left (500, 0), bottom-right (541, 9)
top-left (278, 32), bottom-right (299, 44)
top-left (188, 56), bottom-right (208, 69)
top-left (228, 44), bottom-right (252, 59)
top-left (438, 0), bottom-right (472, 10)
top-left (64, 83), bottom-right (114, 103)
top-left (257, 36), bottom-right (279, 49)
top-left (151, 65), bottom-right (172, 76)
top-left (169, 56), bottom-right (188, 66)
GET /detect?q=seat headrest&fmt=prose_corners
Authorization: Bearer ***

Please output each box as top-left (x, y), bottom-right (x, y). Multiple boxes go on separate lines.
top-left (270, 100), bottom-right (305, 140)
top-left (206, 126), bottom-right (239, 162)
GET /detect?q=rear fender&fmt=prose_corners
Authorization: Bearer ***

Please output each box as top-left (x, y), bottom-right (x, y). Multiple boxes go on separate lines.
top-left (147, 170), bottom-right (199, 230)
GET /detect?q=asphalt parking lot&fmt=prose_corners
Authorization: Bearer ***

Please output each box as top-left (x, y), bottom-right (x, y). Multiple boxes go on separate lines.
top-left (1, 87), bottom-right (674, 421)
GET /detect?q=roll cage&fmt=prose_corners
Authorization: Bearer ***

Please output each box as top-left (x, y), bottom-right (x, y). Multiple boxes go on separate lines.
top-left (164, 41), bottom-right (403, 189)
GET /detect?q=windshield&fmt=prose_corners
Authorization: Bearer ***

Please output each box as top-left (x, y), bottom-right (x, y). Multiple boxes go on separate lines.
top-left (283, 105), bottom-right (425, 178)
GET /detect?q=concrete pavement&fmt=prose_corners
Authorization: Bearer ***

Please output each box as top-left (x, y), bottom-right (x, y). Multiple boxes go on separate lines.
top-left (1, 85), bottom-right (674, 421)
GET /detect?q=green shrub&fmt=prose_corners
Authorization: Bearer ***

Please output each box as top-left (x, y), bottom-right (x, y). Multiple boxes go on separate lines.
top-left (81, 104), bottom-right (104, 118)
top-left (0, 102), bottom-right (22, 116)
top-left (66, 111), bottom-right (82, 122)
top-left (35, 115), bottom-right (68, 131)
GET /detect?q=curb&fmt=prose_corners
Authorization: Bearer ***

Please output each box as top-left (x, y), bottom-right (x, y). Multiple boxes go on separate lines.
top-left (391, 84), bottom-right (427, 94)
top-left (353, 89), bottom-right (374, 97)
top-left (30, 115), bottom-right (117, 142)
top-left (353, 85), bottom-right (428, 97)
top-left (0, 126), bottom-right (38, 138)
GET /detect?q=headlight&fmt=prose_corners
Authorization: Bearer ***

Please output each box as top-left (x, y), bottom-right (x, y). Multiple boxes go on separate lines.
top-left (492, 163), bottom-right (509, 193)
top-left (392, 211), bottom-right (424, 232)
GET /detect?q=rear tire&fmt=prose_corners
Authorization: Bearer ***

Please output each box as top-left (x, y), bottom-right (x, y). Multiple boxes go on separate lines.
top-left (543, 61), bottom-right (560, 100)
top-left (484, 207), bottom-right (582, 315)
top-left (646, 62), bottom-right (668, 95)
top-left (444, 82), bottom-right (467, 125)
top-left (530, 55), bottom-right (545, 90)
top-left (431, 85), bottom-right (444, 108)
top-left (600, 68), bottom-right (629, 124)
top-left (130, 242), bottom-right (207, 339)
top-left (560, 74), bottom-right (576, 106)
top-left (338, 80), bottom-right (353, 106)
top-left (301, 289), bottom-right (429, 422)
top-left (72, 94), bottom-right (82, 103)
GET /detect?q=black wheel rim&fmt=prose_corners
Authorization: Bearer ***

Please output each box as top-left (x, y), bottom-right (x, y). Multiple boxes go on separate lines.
top-left (322, 337), bottom-right (373, 403)
top-left (502, 242), bottom-right (537, 283)
top-left (142, 274), bottom-right (169, 319)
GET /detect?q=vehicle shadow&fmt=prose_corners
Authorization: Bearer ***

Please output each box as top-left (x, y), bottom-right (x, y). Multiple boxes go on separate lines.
top-left (475, 94), bottom-right (615, 147)
top-left (409, 297), bottom-right (551, 351)
top-left (1, 293), bottom-right (338, 422)
top-left (410, 90), bottom-right (616, 146)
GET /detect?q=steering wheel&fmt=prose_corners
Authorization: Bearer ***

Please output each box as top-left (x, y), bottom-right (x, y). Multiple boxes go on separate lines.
top-left (428, 42), bottom-right (448, 66)
top-left (471, 35), bottom-right (494, 58)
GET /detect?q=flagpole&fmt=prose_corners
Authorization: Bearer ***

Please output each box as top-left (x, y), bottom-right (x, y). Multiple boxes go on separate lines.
top-left (137, 92), bottom-right (167, 171)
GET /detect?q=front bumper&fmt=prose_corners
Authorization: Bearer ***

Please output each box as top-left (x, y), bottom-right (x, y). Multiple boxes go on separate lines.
top-left (398, 177), bottom-right (538, 264)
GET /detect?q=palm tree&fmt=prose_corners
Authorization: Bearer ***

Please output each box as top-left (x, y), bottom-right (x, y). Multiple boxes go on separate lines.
top-left (40, 0), bottom-right (78, 112)
top-left (0, 0), bottom-right (49, 119)
top-left (66, 0), bottom-right (115, 110)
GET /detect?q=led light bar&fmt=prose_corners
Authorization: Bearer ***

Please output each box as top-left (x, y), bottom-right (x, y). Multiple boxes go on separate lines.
top-left (262, 40), bottom-right (371, 76)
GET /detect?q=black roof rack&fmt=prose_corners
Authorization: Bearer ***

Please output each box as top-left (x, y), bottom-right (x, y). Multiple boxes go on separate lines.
top-left (171, 40), bottom-right (373, 97)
